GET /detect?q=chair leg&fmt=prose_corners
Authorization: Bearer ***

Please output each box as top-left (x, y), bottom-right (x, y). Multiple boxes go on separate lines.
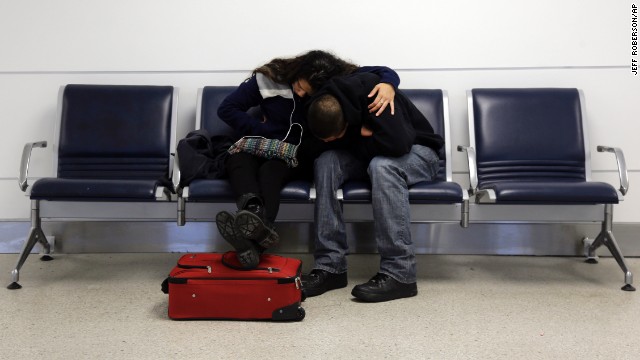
top-left (584, 204), bottom-right (635, 291)
top-left (583, 234), bottom-right (602, 264)
top-left (460, 199), bottom-right (470, 228)
top-left (177, 197), bottom-right (185, 226)
top-left (7, 200), bottom-right (52, 290)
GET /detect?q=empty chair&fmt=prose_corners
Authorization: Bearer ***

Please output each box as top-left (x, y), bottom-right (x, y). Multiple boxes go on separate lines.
top-left (459, 88), bottom-right (633, 290)
top-left (11, 84), bottom-right (178, 289)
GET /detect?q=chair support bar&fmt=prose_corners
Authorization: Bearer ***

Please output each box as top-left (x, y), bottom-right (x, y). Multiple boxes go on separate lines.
top-left (8, 200), bottom-right (51, 290)
top-left (584, 204), bottom-right (635, 291)
top-left (177, 197), bottom-right (186, 226)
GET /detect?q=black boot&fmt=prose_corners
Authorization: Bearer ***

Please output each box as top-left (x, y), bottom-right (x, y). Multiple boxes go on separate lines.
top-left (234, 194), bottom-right (280, 249)
top-left (215, 211), bottom-right (259, 269)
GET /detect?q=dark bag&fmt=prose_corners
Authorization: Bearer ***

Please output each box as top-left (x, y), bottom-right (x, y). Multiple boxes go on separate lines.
top-left (176, 129), bottom-right (234, 187)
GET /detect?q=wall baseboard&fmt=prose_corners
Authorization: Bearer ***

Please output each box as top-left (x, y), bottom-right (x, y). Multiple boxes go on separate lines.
top-left (1, 220), bottom-right (637, 256)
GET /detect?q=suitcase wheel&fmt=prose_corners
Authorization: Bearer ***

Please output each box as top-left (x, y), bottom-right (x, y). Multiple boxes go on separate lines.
top-left (273, 304), bottom-right (305, 321)
top-left (297, 307), bottom-right (306, 321)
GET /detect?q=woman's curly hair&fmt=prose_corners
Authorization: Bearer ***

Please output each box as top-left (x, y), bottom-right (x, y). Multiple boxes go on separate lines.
top-left (254, 50), bottom-right (358, 91)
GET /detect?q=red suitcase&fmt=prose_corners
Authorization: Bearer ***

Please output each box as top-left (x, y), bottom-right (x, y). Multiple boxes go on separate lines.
top-left (163, 252), bottom-right (305, 321)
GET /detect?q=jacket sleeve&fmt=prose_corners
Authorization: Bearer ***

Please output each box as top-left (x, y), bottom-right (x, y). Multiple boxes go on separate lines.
top-left (355, 66), bottom-right (401, 89)
top-left (217, 75), bottom-right (268, 137)
top-left (356, 111), bottom-right (415, 161)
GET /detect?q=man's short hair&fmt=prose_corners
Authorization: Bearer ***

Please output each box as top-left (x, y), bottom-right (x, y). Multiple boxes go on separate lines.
top-left (307, 94), bottom-right (346, 140)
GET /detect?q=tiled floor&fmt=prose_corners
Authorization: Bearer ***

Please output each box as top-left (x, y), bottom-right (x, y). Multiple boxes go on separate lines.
top-left (1, 252), bottom-right (638, 359)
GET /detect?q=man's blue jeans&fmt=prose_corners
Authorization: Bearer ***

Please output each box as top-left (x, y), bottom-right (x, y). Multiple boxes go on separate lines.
top-left (312, 145), bottom-right (439, 283)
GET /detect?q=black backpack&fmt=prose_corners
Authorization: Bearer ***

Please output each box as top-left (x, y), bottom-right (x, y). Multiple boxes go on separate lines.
top-left (176, 129), bottom-right (234, 187)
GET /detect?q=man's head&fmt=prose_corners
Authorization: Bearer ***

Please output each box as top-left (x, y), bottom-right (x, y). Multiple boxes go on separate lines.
top-left (307, 94), bottom-right (347, 142)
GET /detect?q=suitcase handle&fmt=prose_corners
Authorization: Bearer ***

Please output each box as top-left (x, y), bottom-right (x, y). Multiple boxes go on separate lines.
top-left (221, 251), bottom-right (280, 272)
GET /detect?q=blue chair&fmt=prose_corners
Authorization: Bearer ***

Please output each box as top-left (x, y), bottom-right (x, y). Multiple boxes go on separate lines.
top-left (459, 88), bottom-right (633, 291)
top-left (177, 86), bottom-right (314, 226)
top-left (11, 84), bottom-right (178, 289)
top-left (339, 89), bottom-right (469, 226)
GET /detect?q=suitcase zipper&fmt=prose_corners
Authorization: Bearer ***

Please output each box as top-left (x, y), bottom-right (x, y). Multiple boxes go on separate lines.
top-left (177, 264), bottom-right (278, 274)
top-left (168, 276), bottom-right (296, 283)
top-left (168, 270), bottom-right (296, 283)
top-left (177, 264), bottom-right (212, 273)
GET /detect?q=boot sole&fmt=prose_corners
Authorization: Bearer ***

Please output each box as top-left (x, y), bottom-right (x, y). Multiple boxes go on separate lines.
top-left (351, 286), bottom-right (417, 303)
top-left (303, 281), bottom-right (348, 297)
top-left (215, 211), bottom-right (259, 268)
top-left (234, 210), bottom-right (279, 248)
top-left (301, 273), bottom-right (348, 297)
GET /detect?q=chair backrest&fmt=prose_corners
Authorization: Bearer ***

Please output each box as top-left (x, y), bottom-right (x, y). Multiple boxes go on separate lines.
top-left (469, 88), bottom-right (589, 185)
top-left (402, 89), bottom-right (451, 182)
top-left (54, 84), bottom-right (177, 180)
top-left (197, 86), bottom-right (263, 137)
top-left (197, 86), bottom-right (236, 137)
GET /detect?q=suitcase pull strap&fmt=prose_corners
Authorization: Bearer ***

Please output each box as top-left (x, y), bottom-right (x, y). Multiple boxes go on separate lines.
top-left (221, 251), bottom-right (280, 273)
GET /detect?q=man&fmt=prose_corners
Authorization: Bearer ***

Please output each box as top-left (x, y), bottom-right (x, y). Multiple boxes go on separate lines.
top-left (302, 72), bottom-right (444, 302)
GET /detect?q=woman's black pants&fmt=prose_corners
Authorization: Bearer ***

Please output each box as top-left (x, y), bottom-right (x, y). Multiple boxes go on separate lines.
top-left (225, 152), bottom-right (291, 223)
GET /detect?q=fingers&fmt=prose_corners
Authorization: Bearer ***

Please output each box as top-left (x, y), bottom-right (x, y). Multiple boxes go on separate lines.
top-left (368, 83), bottom-right (396, 115)
top-left (368, 85), bottom-right (382, 111)
top-left (368, 99), bottom-right (382, 112)
top-left (367, 85), bottom-right (380, 98)
top-left (360, 125), bottom-right (373, 137)
top-left (369, 99), bottom-right (395, 116)
top-left (370, 98), bottom-right (391, 115)
top-left (375, 101), bottom-right (388, 116)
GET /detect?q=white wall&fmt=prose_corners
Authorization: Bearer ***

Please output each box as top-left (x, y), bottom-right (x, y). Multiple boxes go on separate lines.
top-left (1, 0), bottom-right (638, 221)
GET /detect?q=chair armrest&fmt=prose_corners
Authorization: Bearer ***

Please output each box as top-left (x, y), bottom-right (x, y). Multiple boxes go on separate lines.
top-left (457, 145), bottom-right (478, 195)
top-left (309, 183), bottom-right (317, 201)
top-left (18, 141), bottom-right (47, 192)
top-left (172, 151), bottom-right (182, 195)
top-left (597, 145), bottom-right (629, 195)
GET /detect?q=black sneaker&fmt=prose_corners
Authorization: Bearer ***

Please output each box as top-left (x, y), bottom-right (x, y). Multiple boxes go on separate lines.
top-left (301, 269), bottom-right (348, 297)
top-left (351, 273), bottom-right (417, 302)
top-left (215, 211), bottom-right (259, 269)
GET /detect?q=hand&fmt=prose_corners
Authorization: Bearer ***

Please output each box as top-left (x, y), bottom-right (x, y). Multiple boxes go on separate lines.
top-left (361, 125), bottom-right (373, 137)
top-left (367, 83), bottom-right (396, 116)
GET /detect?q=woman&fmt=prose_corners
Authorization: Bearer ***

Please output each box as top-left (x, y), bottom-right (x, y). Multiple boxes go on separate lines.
top-left (216, 50), bottom-right (400, 268)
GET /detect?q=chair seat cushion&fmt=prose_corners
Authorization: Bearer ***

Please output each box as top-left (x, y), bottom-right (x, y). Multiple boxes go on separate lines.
top-left (188, 179), bottom-right (312, 202)
top-left (342, 180), bottom-right (464, 204)
top-left (30, 178), bottom-right (162, 201)
top-left (480, 181), bottom-right (619, 204)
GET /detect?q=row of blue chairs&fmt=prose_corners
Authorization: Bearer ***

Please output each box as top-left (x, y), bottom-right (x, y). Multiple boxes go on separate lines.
top-left (10, 84), bottom-right (633, 291)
